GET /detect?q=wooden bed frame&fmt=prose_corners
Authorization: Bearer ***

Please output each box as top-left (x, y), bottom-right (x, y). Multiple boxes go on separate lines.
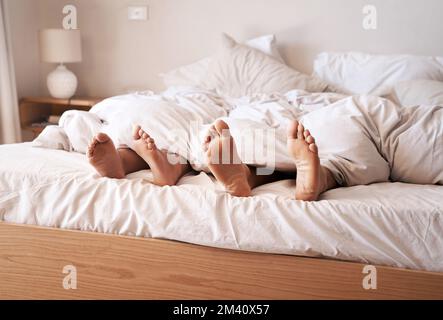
top-left (0, 222), bottom-right (442, 300)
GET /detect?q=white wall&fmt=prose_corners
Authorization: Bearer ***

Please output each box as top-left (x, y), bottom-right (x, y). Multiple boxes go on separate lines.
top-left (7, 0), bottom-right (443, 98)
top-left (6, 0), bottom-right (42, 98)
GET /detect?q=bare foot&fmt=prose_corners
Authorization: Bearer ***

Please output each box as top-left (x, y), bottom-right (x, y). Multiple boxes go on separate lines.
top-left (87, 133), bottom-right (125, 179)
top-left (132, 125), bottom-right (189, 186)
top-left (206, 120), bottom-right (252, 197)
top-left (287, 121), bottom-right (323, 201)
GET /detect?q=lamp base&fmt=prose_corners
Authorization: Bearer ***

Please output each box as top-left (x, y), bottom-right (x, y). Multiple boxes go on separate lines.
top-left (47, 64), bottom-right (78, 99)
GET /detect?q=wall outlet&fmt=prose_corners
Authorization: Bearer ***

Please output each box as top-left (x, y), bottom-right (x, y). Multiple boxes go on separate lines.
top-left (128, 6), bottom-right (148, 21)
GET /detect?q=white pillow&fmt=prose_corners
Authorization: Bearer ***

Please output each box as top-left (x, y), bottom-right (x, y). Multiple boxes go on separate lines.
top-left (393, 80), bottom-right (443, 107)
top-left (201, 34), bottom-right (327, 98)
top-left (32, 126), bottom-right (71, 151)
top-left (59, 110), bottom-right (103, 154)
top-left (314, 52), bottom-right (443, 96)
top-left (160, 34), bottom-right (285, 88)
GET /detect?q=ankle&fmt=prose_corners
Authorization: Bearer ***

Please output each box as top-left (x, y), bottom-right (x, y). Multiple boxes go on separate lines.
top-left (227, 184), bottom-right (251, 197)
top-left (295, 191), bottom-right (319, 201)
top-left (321, 167), bottom-right (337, 192)
top-left (225, 174), bottom-right (252, 197)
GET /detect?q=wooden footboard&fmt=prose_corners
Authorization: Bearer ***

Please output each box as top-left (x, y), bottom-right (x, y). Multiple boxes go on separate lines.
top-left (0, 222), bottom-right (442, 299)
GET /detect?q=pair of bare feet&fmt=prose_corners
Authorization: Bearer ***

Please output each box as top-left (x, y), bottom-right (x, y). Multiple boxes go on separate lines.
top-left (204, 119), bottom-right (333, 201)
top-left (87, 125), bottom-right (188, 186)
top-left (87, 120), bottom-right (334, 201)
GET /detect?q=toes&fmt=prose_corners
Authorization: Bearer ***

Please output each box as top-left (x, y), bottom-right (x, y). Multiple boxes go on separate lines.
top-left (89, 137), bottom-right (98, 147)
top-left (287, 120), bottom-right (298, 139)
top-left (87, 139), bottom-right (98, 157)
top-left (304, 130), bottom-right (310, 138)
top-left (86, 138), bottom-right (98, 158)
top-left (309, 143), bottom-right (318, 154)
top-left (202, 135), bottom-right (212, 152)
top-left (144, 136), bottom-right (156, 150)
top-left (305, 135), bottom-right (315, 144)
top-left (141, 130), bottom-right (151, 141)
top-left (297, 123), bottom-right (305, 139)
top-left (147, 142), bottom-right (156, 150)
top-left (208, 124), bottom-right (217, 135)
top-left (135, 127), bottom-right (157, 150)
top-left (203, 125), bottom-right (216, 144)
top-left (133, 125), bottom-right (142, 140)
top-left (96, 133), bottom-right (110, 143)
top-left (214, 120), bottom-right (230, 137)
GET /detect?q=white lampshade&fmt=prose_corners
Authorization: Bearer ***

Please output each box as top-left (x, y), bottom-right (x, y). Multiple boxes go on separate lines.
top-left (39, 29), bottom-right (82, 63)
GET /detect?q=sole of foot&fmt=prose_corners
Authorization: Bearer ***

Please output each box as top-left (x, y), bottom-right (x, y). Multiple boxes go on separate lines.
top-left (132, 125), bottom-right (188, 186)
top-left (287, 120), bottom-right (322, 201)
top-left (206, 120), bottom-right (252, 197)
top-left (87, 133), bottom-right (125, 179)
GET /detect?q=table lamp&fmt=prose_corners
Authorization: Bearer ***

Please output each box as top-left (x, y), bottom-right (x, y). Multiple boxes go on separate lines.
top-left (39, 29), bottom-right (82, 99)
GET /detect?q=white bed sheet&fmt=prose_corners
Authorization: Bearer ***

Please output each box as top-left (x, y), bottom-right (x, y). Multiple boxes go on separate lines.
top-left (1, 143), bottom-right (442, 272)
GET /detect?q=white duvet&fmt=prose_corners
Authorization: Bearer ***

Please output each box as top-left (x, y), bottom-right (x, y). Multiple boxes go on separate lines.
top-left (9, 87), bottom-right (442, 271)
top-left (34, 88), bottom-right (341, 172)
top-left (35, 87), bottom-right (443, 187)
top-left (35, 87), bottom-right (229, 170)
top-left (0, 143), bottom-right (442, 272)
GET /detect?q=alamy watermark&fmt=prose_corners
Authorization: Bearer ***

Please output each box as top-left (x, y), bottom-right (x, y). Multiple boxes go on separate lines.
top-left (63, 4), bottom-right (78, 30)
top-left (62, 264), bottom-right (78, 290)
top-left (164, 121), bottom-right (277, 176)
top-left (61, 4), bottom-right (377, 31)
top-left (362, 265), bottom-right (377, 290)
top-left (363, 5), bottom-right (377, 30)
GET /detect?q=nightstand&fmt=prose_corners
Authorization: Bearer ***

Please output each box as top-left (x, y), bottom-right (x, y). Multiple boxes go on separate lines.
top-left (19, 96), bottom-right (104, 141)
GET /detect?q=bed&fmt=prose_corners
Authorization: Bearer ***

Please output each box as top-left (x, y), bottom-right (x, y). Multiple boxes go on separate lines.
top-left (1, 143), bottom-right (443, 299)
top-left (2, 35), bottom-right (443, 299)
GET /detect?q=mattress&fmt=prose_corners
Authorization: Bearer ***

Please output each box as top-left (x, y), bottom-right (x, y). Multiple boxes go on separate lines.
top-left (1, 143), bottom-right (442, 272)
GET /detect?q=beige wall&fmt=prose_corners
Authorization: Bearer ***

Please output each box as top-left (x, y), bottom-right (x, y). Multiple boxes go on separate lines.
top-left (6, 0), bottom-right (42, 98)
top-left (7, 0), bottom-right (443, 98)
